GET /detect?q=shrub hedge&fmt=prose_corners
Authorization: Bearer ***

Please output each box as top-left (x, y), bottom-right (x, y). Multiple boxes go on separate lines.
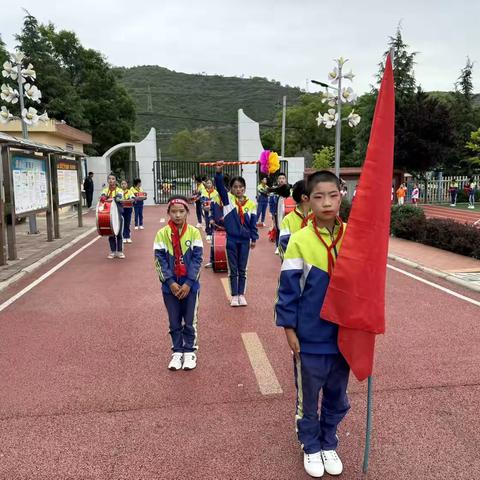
top-left (338, 200), bottom-right (480, 259)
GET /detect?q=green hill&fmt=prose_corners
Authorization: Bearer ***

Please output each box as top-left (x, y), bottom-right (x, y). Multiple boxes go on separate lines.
top-left (115, 65), bottom-right (303, 160)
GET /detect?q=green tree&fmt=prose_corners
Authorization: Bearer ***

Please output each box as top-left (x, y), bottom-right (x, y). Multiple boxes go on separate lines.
top-left (15, 14), bottom-right (136, 156)
top-left (465, 128), bottom-right (480, 168)
top-left (0, 35), bottom-right (9, 65)
top-left (260, 94), bottom-right (357, 167)
top-left (169, 128), bottom-right (215, 161)
top-left (312, 146), bottom-right (334, 169)
top-left (355, 26), bottom-right (454, 174)
top-left (447, 58), bottom-right (479, 170)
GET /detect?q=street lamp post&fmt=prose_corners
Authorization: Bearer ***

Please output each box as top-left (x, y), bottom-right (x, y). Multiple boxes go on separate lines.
top-left (313, 58), bottom-right (361, 178)
top-left (1, 51), bottom-right (49, 234)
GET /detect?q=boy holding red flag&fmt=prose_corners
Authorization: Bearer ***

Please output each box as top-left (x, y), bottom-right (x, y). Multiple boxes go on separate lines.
top-left (275, 170), bottom-right (349, 478)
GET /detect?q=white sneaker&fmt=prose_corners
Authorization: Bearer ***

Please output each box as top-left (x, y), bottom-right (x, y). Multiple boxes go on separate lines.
top-left (168, 352), bottom-right (183, 371)
top-left (304, 452), bottom-right (324, 478)
top-left (107, 252), bottom-right (115, 259)
top-left (230, 296), bottom-right (240, 307)
top-left (116, 252), bottom-right (126, 259)
top-left (206, 235), bottom-right (212, 242)
top-left (275, 247), bottom-right (279, 255)
top-left (238, 295), bottom-right (248, 306)
top-left (139, 226), bottom-right (145, 229)
top-left (182, 352), bottom-right (197, 370)
top-left (450, 204), bottom-right (455, 207)
top-left (126, 238), bottom-right (132, 243)
top-left (134, 226), bottom-right (139, 230)
top-left (204, 262), bottom-right (213, 268)
top-left (321, 450), bottom-right (343, 475)
top-left (122, 239), bottom-right (127, 243)
top-left (196, 222), bottom-right (202, 228)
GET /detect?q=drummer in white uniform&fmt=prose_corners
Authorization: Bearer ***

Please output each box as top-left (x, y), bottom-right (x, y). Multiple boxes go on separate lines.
top-left (101, 173), bottom-right (125, 259)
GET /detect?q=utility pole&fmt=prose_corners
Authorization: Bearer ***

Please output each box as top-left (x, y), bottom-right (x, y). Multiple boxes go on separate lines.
top-left (281, 95), bottom-right (287, 159)
top-left (147, 85), bottom-right (153, 113)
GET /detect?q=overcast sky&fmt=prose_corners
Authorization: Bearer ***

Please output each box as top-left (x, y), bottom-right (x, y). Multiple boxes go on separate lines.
top-left (2, 0), bottom-right (479, 94)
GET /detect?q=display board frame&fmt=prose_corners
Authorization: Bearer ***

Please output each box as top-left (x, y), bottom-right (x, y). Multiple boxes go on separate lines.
top-left (56, 158), bottom-right (80, 207)
top-left (10, 152), bottom-right (50, 217)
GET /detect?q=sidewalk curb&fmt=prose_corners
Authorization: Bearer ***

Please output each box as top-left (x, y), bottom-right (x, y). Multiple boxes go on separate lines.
top-left (0, 227), bottom-right (97, 293)
top-left (388, 254), bottom-right (480, 293)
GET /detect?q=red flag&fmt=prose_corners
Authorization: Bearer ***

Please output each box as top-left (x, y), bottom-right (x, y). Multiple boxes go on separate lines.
top-left (320, 54), bottom-right (395, 381)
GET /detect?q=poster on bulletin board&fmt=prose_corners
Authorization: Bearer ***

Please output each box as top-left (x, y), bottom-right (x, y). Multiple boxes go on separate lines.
top-left (57, 159), bottom-right (79, 205)
top-left (11, 154), bottom-right (48, 215)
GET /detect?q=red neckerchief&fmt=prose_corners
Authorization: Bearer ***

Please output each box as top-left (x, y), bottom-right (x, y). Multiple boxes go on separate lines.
top-left (168, 220), bottom-right (187, 278)
top-left (206, 188), bottom-right (215, 198)
top-left (294, 208), bottom-right (312, 228)
top-left (235, 198), bottom-right (247, 225)
top-left (107, 188), bottom-right (116, 198)
top-left (312, 217), bottom-right (344, 276)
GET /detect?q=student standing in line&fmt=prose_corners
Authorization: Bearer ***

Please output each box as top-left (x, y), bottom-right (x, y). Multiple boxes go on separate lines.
top-left (276, 170), bottom-right (349, 478)
top-left (120, 180), bottom-right (135, 243)
top-left (132, 178), bottom-right (145, 229)
top-left (269, 173), bottom-right (289, 248)
top-left (411, 183), bottom-right (420, 206)
top-left (467, 178), bottom-right (477, 209)
top-left (278, 179), bottom-right (311, 261)
top-left (215, 161), bottom-right (258, 307)
top-left (101, 173), bottom-right (125, 259)
top-left (396, 183), bottom-right (407, 206)
top-left (449, 180), bottom-right (458, 207)
top-left (200, 177), bottom-right (219, 243)
top-left (154, 195), bottom-right (203, 371)
top-left (256, 176), bottom-right (269, 227)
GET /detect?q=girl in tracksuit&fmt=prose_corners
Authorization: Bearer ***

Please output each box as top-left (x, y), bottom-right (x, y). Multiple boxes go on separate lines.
top-left (215, 162), bottom-right (258, 307)
top-left (200, 178), bottom-right (219, 241)
top-left (154, 195), bottom-right (203, 371)
top-left (256, 177), bottom-right (269, 226)
top-left (120, 180), bottom-right (135, 243)
top-left (132, 178), bottom-right (145, 229)
top-left (101, 173), bottom-right (125, 259)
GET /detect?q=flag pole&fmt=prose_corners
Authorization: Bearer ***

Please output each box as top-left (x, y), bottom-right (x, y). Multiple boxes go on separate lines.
top-left (362, 375), bottom-right (373, 473)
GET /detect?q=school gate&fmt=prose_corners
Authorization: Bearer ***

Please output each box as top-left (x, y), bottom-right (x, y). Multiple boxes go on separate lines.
top-left (153, 160), bottom-right (288, 204)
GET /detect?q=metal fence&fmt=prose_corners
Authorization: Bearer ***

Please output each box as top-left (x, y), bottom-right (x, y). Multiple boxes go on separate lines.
top-left (153, 160), bottom-right (241, 204)
top-left (405, 175), bottom-right (480, 203)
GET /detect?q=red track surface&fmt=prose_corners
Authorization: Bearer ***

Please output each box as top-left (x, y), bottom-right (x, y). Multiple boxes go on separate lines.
top-left (1, 206), bottom-right (479, 479)
top-left (422, 204), bottom-right (480, 226)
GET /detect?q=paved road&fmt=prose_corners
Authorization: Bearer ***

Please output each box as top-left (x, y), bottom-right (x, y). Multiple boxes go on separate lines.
top-left (1, 206), bottom-right (479, 480)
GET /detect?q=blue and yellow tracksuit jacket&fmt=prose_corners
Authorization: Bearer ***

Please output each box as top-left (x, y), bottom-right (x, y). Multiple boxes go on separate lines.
top-left (278, 207), bottom-right (312, 260)
top-left (131, 186), bottom-right (145, 203)
top-left (101, 186), bottom-right (124, 212)
top-left (214, 173), bottom-right (259, 243)
top-left (154, 224), bottom-right (203, 294)
top-left (275, 220), bottom-right (346, 354)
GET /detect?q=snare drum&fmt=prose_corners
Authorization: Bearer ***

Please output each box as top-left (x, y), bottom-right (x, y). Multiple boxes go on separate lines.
top-left (121, 199), bottom-right (134, 208)
top-left (212, 230), bottom-right (227, 273)
top-left (96, 199), bottom-right (120, 236)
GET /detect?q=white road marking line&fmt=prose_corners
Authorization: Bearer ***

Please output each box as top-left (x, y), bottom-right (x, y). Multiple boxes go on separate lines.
top-left (0, 236), bottom-right (101, 313)
top-left (241, 332), bottom-right (283, 395)
top-left (388, 264), bottom-right (480, 307)
top-left (220, 277), bottom-right (230, 299)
